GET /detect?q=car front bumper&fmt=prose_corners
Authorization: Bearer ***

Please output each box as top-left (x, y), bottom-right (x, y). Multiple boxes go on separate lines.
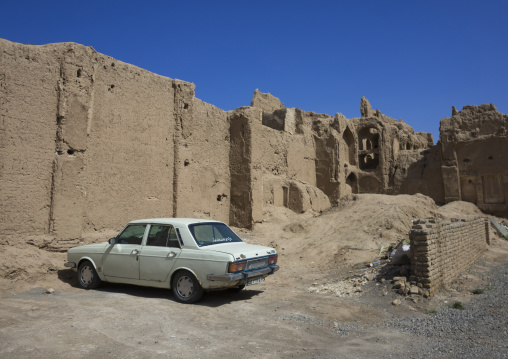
top-left (207, 265), bottom-right (279, 282)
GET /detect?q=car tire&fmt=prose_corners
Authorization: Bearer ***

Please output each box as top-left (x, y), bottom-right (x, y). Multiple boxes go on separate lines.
top-left (227, 284), bottom-right (245, 293)
top-left (172, 270), bottom-right (204, 304)
top-left (78, 260), bottom-right (102, 289)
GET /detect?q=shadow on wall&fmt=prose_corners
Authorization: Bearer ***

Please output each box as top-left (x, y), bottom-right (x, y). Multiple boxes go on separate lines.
top-left (395, 146), bottom-right (445, 204)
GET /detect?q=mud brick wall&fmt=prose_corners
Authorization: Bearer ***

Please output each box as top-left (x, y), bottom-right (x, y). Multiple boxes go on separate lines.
top-left (409, 217), bottom-right (489, 297)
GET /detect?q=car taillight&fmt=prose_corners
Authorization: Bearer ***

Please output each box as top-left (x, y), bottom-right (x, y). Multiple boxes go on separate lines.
top-left (228, 261), bottom-right (247, 273)
top-left (268, 254), bottom-right (278, 265)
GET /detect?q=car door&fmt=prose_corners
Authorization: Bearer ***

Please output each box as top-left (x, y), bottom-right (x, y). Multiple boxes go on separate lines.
top-left (139, 225), bottom-right (182, 282)
top-left (102, 224), bottom-right (147, 280)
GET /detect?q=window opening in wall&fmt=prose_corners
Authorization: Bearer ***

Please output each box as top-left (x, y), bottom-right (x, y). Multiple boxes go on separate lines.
top-left (358, 127), bottom-right (379, 151)
top-left (282, 186), bottom-right (289, 208)
top-left (358, 127), bottom-right (380, 170)
top-left (359, 153), bottom-right (379, 170)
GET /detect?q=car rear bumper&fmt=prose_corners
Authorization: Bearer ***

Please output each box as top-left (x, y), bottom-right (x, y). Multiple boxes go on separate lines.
top-left (64, 262), bottom-right (76, 268)
top-left (207, 265), bottom-right (279, 282)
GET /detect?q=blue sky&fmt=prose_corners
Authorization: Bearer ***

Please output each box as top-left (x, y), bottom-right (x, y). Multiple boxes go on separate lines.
top-left (2, 0), bottom-right (507, 142)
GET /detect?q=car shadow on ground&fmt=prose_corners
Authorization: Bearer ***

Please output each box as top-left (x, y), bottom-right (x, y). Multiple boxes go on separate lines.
top-left (57, 269), bottom-right (263, 307)
top-left (57, 269), bottom-right (79, 287)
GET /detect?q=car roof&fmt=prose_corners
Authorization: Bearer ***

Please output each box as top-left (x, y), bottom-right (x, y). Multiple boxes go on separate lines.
top-left (128, 218), bottom-right (224, 226)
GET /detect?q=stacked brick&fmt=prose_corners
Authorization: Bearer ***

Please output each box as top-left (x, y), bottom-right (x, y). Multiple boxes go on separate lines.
top-left (409, 217), bottom-right (489, 297)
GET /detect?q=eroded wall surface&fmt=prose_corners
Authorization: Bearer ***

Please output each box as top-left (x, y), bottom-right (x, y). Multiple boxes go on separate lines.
top-left (0, 39), bottom-right (229, 248)
top-left (440, 105), bottom-right (508, 216)
top-left (0, 40), bottom-right (59, 236)
top-left (1, 38), bottom-right (507, 247)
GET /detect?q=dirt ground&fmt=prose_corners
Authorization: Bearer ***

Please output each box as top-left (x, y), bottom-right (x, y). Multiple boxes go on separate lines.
top-left (1, 194), bottom-right (507, 358)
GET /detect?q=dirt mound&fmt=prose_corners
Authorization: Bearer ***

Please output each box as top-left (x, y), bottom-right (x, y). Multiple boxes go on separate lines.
top-left (249, 193), bottom-right (484, 271)
top-left (0, 242), bottom-right (66, 295)
top-left (437, 200), bottom-right (484, 218)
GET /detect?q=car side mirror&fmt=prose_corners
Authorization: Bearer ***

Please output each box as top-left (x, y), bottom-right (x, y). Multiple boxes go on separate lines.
top-left (108, 237), bottom-right (117, 245)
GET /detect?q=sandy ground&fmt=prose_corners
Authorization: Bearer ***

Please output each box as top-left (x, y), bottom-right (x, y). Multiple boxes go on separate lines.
top-left (1, 194), bottom-right (507, 358)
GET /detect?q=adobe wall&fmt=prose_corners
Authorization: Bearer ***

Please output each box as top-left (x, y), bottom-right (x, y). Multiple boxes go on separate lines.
top-left (440, 105), bottom-right (508, 216)
top-left (175, 97), bottom-right (230, 223)
top-left (2, 38), bottom-right (506, 248)
top-left (0, 39), bottom-right (230, 248)
top-left (0, 40), bottom-right (60, 237)
top-left (64, 46), bottom-right (180, 244)
top-left (409, 217), bottom-right (489, 297)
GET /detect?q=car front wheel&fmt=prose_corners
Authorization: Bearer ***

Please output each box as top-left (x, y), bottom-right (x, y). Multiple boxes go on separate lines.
top-left (78, 260), bottom-right (102, 289)
top-left (172, 270), bottom-right (203, 304)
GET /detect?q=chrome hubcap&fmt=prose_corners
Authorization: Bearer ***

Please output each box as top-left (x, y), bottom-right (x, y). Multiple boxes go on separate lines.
top-left (80, 266), bottom-right (93, 285)
top-left (176, 276), bottom-right (193, 298)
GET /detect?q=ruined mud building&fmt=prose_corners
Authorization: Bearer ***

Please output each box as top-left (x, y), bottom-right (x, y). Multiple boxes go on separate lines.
top-left (1, 39), bottom-right (507, 249)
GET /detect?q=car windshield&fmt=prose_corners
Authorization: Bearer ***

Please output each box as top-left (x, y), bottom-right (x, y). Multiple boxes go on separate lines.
top-left (188, 223), bottom-right (243, 247)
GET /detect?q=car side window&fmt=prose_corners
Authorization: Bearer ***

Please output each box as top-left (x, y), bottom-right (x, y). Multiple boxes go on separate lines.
top-left (147, 225), bottom-right (170, 247)
top-left (146, 225), bottom-right (181, 248)
top-left (117, 225), bottom-right (146, 245)
top-left (167, 227), bottom-right (180, 248)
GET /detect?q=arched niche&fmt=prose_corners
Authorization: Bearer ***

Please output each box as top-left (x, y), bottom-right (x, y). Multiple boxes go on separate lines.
top-left (345, 172), bottom-right (358, 194)
top-left (359, 176), bottom-right (380, 194)
top-left (342, 127), bottom-right (356, 165)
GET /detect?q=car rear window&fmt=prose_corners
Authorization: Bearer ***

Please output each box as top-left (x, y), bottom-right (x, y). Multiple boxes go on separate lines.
top-left (188, 223), bottom-right (243, 247)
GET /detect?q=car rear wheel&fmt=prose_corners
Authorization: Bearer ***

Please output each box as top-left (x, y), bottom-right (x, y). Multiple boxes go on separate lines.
top-left (172, 270), bottom-right (203, 304)
top-left (78, 260), bottom-right (102, 289)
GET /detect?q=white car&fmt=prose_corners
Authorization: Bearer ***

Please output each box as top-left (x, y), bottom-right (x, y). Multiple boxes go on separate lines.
top-left (65, 218), bottom-right (279, 303)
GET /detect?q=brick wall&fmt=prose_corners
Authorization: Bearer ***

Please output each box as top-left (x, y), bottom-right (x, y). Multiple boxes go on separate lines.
top-left (409, 217), bottom-right (489, 297)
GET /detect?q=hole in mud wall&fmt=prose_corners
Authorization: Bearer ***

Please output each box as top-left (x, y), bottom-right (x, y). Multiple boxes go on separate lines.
top-left (359, 176), bottom-right (380, 194)
top-left (217, 194), bottom-right (228, 202)
top-left (77, 69), bottom-right (82, 78)
top-left (343, 127), bottom-right (356, 165)
top-left (463, 158), bottom-right (471, 163)
top-left (184, 103), bottom-right (189, 110)
top-left (67, 149), bottom-right (75, 155)
top-left (184, 160), bottom-right (190, 167)
top-left (359, 153), bottom-right (379, 170)
top-left (488, 156), bottom-right (494, 160)
top-left (406, 143), bottom-right (412, 150)
top-left (345, 173), bottom-right (358, 194)
top-left (358, 127), bottom-right (379, 151)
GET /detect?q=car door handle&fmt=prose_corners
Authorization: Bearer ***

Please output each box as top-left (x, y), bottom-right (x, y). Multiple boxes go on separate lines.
top-left (131, 249), bottom-right (140, 255)
top-left (167, 251), bottom-right (177, 258)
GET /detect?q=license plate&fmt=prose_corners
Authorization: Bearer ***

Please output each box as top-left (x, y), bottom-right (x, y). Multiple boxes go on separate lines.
top-left (246, 258), bottom-right (268, 270)
top-left (246, 277), bottom-right (265, 286)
